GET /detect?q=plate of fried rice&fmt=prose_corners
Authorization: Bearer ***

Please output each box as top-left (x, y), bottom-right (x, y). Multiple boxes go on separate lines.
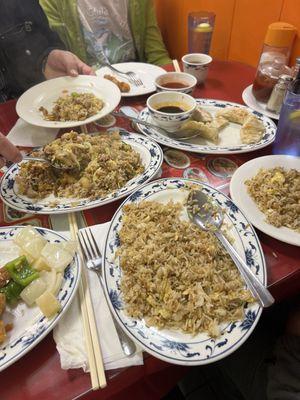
top-left (102, 178), bottom-right (266, 365)
top-left (230, 155), bottom-right (300, 246)
top-left (16, 75), bottom-right (121, 128)
top-left (0, 130), bottom-right (163, 214)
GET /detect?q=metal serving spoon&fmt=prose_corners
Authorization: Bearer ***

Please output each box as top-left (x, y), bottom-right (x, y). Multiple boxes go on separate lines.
top-left (187, 190), bottom-right (274, 308)
top-left (113, 107), bottom-right (200, 141)
top-left (22, 156), bottom-right (73, 170)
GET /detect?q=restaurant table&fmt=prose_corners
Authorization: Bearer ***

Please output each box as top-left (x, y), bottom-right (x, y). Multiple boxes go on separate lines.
top-left (0, 60), bottom-right (299, 400)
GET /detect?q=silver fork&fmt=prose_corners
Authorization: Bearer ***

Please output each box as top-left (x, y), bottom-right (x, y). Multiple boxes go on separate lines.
top-left (78, 227), bottom-right (137, 357)
top-left (103, 62), bottom-right (143, 87)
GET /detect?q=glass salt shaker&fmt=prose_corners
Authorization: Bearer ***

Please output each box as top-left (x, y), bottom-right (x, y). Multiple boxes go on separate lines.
top-left (266, 74), bottom-right (294, 114)
top-left (292, 56), bottom-right (300, 78)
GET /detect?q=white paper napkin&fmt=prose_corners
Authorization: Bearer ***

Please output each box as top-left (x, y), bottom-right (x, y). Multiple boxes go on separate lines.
top-left (7, 118), bottom-right (59, 147)
top-left (53, 222), bottom-right (143, 371)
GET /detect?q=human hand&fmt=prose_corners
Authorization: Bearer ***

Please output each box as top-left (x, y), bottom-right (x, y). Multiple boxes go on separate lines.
top-left (43, 49), bottom-right (95, 79)
top-left (0, 133), bottom-right (22, 168)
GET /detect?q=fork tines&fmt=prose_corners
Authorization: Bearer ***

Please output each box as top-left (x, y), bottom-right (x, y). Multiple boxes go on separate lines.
top-left (78, 228), bottom-right (102, 261)
top-left (127, 72), bottom-right (143, 86)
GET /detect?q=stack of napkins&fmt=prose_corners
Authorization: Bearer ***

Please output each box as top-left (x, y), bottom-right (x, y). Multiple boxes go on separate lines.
top-left (53, 222), bottom-right (143, 371)
top-left (7, 118), bottom-right (59, 147)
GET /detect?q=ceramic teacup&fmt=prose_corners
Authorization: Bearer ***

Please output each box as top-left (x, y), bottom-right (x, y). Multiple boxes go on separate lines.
top-left (155, 72), bottom-right (197, 94)
top-left (181, 53), bottom-right (212, 84)
top-left (147, 91), bottom-right (196, 132)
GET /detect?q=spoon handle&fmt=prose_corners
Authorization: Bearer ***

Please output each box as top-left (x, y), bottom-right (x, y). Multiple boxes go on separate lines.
top-left (112, 111), bottom-right (169, 134)
top-left (215, 232), bottom-right (274, 308)
top-left (112, 111), bottom-right (197, 140)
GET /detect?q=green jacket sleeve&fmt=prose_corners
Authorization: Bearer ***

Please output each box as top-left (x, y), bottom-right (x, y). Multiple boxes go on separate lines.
top-left (39, 0), bottom-right (69, 47)
top-left (144, 1), bottom-right (171, 66)
top-left (39, 0), bottom-right (88, 63)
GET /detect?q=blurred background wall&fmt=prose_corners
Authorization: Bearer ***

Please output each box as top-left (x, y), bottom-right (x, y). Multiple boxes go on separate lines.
top-left (154, 0), bottom-right (300, 67)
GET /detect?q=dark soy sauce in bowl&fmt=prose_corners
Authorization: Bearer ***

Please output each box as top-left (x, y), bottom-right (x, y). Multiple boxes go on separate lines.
top-left (157, 105), bottom-right (185, 113)
top-left (160, 82), bottom-right (188, 89)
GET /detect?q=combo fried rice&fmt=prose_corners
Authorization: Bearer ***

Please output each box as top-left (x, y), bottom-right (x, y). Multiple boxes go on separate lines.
top-left (39, 92), bottom-right (104, 121)
top-left (245, 167), bottom-right (300, 232)
top-left (117, 200), bottom-right (254, 338)
top-left (16, 131), bottom-right (144, 201)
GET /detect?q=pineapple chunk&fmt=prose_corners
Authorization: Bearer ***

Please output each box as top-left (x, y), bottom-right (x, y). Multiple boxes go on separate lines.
top-left (14, 226), bottom-right (47, 260)
top-left (39, 269), bottom-right (56, 292)
top-left (20, 278), bottom-right (46, 306)
top-left (52, 273), bottom-right (63, 296)
top-left (36, 291), bottom-right (61, 318)
top-left (33, 257), bottom-right (51, 271)
top-left (41, 243), bottom-right (74, 272)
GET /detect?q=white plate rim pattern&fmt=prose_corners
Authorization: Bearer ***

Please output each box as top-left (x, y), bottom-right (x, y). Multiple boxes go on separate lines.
top-left (16, 75), bottom-right (121, 128)
top-left (102, 178), bottom-right (266, 366)
top-left (0, 225), bottom-right (81, 372)
top-left (136, 99), bottom-right (277, 154)
top-left (96, 62), bottom-right (166, 97)
top-left (242, 84), bottom-right (279, 121)
top-left (230, 155), bottom-right (300, 246)
top-left (0, 130), bottom-right (163, 215)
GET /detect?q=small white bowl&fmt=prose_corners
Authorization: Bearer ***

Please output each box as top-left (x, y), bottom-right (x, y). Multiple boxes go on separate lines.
top-left (147, 91), bottom-right (197, 132)
top-left (182, 53), bottom-right (212, 84)
top-left (155, 72), bottom-right (197, 94)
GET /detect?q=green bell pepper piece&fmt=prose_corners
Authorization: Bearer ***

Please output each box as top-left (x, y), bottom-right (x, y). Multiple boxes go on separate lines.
top-left (0, 280), bottom-right (23, 305)
top-left (4, 255), bottom-right (39, 287)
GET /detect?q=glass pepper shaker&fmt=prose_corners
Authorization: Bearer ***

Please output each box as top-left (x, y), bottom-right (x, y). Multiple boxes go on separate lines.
top-left (266, 74), bottom-right (294, 114)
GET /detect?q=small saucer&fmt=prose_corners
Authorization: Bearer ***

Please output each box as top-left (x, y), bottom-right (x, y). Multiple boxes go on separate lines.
top-left (242, 85), bottom-right (279, 120)
top-left (164, 149), bottom-right (190, 169)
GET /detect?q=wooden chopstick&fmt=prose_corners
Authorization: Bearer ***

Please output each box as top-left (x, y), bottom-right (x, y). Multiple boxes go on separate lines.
top-left (172, 59), bottom-right (181, 72)
top-left (68, 212), bottom-right (107, 390)
top-left (81, 124), bottom-right (88, 134)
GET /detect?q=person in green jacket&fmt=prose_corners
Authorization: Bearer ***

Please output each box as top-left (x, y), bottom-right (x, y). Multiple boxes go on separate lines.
top-left (39, 0), bottom-right (171, 67)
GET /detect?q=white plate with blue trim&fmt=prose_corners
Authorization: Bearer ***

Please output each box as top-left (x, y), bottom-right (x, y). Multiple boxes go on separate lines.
top-left (0, 226), bottom-right (81, 372)
top-left (96, 62), bottom-right (166, 97)
top-left (102, 178), bottom-right (266, 365)
top-left (242, 85), bottom-right (279, 120)
top-left (137, 99), bottom-right (277, 154)
top-left (0, 130), bottom-right (163, 215)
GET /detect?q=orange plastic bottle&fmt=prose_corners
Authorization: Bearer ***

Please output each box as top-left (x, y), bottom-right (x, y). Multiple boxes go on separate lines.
top-left (252, 22), bottom-right (296, 103)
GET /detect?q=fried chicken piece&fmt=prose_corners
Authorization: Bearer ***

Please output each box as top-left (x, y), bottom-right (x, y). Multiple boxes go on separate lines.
top-left (104, 74), bottom-right (130, 93)
top-left (0, 293), bottom-right (5, 316)
top-left (0, 320), bottom-right (6, 344)
top-left (0, 268), bottom-right (10, 289)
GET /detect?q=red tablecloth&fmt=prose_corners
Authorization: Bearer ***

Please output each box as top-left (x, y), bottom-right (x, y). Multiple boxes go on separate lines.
top-left (0, 60), bottom-right (299, 400)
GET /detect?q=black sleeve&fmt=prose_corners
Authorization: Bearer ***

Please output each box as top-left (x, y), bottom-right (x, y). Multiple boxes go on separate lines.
top-left (0, 0), bottom-right (66, 95)
top-left (19, 0), bottom-right (65, 71)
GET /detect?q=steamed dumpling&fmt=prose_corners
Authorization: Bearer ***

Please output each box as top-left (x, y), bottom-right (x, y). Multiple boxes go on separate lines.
top-left (191, 106), bottom-right (213, 123)
top-left (240, 115), bottom-right (265, 144)
top-left (216, 107), bottom-right (250, 124)
top-left (180, 120), bottom-right (219, 143)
